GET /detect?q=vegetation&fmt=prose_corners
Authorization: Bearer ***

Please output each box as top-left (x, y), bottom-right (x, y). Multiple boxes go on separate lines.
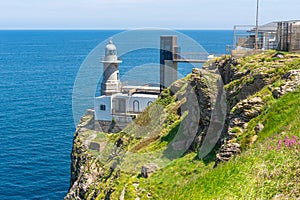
top-left (239, 87), bottom-right (300, 149)
top-left (90, 87), bottom-right (300, 199)
top-left (225, 51), bottom-right (300, 91)
top-left (137, 88), bottom-right (300, 199)
top-left (70, 51), bottom-right (300, 199)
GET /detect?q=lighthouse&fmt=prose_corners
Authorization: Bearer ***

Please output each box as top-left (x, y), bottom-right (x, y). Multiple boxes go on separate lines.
top-left (101, 39), bottom-right (122, 96)
top-left (94, 37), bottom-right (159, 132)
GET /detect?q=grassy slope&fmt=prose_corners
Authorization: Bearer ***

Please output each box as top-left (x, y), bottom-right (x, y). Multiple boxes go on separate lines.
top-left (86, 51), bottom-right (300, 199)
top-left (227, 51), bottom-right (300, 148)
top-left (137, 88), bottom-right (300, 199)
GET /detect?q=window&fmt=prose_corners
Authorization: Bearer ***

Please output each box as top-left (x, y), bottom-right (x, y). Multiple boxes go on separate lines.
top-left (109, 50), bottom-right (116, 55)
top-left (106, 50), bottom-right (116, 55)
top-left (147, 101), bottom-right (153, 106)
top-left (100, 104), bottom-right (106, 111)
top-left (133, 100), bottom-right (139, 113)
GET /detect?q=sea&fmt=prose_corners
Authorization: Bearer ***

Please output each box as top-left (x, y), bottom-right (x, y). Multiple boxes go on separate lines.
top-left (0, 30), bottom-right (233, 199)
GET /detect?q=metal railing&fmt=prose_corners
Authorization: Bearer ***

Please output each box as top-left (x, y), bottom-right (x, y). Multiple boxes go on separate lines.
top-left (174, 52), bottom-right (210, 62)
top-left (232, 25), bottom-right (279, 51)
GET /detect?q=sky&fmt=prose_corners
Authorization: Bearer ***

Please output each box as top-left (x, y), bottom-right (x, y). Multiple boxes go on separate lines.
top-left (0, 0), bottom-right (299, 29)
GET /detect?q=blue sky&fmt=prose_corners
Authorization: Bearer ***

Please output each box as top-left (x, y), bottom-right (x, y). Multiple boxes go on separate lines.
top-left (0, 0), bottom-right (299, 29)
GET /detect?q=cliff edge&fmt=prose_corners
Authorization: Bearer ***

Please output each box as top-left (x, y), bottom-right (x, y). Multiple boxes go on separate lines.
top-left (66, 51), bottom-right (300, 199)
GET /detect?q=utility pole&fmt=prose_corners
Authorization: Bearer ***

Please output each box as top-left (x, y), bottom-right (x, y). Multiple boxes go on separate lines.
top-left (255, 0), bottom-right (259, 50)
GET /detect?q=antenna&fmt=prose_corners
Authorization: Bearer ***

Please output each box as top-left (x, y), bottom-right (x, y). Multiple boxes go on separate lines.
top-left (255, 0), bottom-right (259, 50)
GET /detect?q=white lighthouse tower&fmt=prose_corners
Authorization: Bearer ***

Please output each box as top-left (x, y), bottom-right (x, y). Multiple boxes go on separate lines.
top-left (101, 39), bottom-right (122, 95)
top-left (94, 37), bottom-right (159, 132)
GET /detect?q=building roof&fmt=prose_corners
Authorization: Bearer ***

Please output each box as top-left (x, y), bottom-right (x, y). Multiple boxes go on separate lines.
top-left (122, 85), bottom-right (160, 95)
top-left (106, 92), bottom-right (158, 99)
top-left (283, 20), bottom-right (300, 23)
top-left (250, 20), bottom-right (300, 33)
top-left (131, 93), bottom-right (158, 98)
top-left (250, 22), bottom-right (278, 32)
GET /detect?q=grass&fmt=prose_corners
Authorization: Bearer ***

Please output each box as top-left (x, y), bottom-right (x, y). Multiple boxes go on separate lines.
top-left (224, 51), bottom-right (300, 93)
top-left (161, 134), bottom-right (299, 199)
top-left (239, 87), bottom-right (300, 149)
top-left (83, 87), bottom-right (300, 199)
top-left (77, 52), bottom-right (300, 199)
top-left (136, 88), bottom-right (300, 199)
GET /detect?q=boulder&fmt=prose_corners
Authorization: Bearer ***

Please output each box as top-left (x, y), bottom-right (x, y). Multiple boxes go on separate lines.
top-left (254, 123), bottom-right (264, 134)
top-left (170, 80), bottom-right (185, 95)
top-left (89, 142), bottom-right (100, 151)
top-left (141, 163), bottom-right (159, 178)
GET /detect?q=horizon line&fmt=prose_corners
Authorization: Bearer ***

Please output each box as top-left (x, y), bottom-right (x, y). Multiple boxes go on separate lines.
top-left (0, 27), bottom-right (233, 31)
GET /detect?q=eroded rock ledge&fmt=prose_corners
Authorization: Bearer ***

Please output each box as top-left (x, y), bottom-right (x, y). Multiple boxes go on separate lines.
top-left (213, 53), bottom-right (300, 166)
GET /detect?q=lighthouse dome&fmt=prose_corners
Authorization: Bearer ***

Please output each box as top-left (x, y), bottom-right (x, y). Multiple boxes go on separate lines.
top-left (102, 38), bottom-right (122, 63)
top-left (105, 39), bottom-right (117, 56)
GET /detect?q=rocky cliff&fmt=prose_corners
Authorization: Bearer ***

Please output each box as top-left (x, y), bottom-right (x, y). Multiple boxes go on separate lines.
top-left (65, 51), bottom-right (300, 199)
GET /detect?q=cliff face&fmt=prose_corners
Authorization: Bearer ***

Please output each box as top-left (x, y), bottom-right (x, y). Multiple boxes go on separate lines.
top-left (65, 51), bottom-right (300, 199)
top-left (66, 114), bottom-right (100, 200)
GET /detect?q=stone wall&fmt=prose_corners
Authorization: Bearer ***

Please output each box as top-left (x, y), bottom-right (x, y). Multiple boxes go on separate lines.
top-left (94, 120), bottom-right (121, 133)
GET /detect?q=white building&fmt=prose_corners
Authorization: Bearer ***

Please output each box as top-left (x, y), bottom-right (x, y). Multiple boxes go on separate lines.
top-left (94, 39), bottom-right (159, 131)
top-left (95, 93), bottom-right (157, 123)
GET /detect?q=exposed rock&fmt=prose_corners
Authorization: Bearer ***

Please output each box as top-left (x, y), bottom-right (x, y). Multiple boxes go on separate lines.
top-left (170, 79), bottom-right (185, 95)
top-left (235, 74), bottom-right (267, 105)
top-left (119, 186), bottom-right (126, 200)
top-left (65, 112), bottom-right (106, 200)
top-left (227, 96), bottom-right (264, 139)
top-left (215, 142), bottom-right (241, 166)
top-left (215, 61), bottom-right (300, 166)
top-left (216, 58), bottom-right (236, 85)
top-left (95, 120), bottom-right (122, 133)
top-left (141, 163), bottom-right (159, 178)
top-left (232, 70), bottom-right (250, 81)
top-left (175, 68), bottom-right (214, 153)
top-left (215, 94), bottom-right (266, 167)
top-left (273, 52), bottom-right (285, 58)
top-left (251, 135), bottom-right (258, 145)
top-left (254, 123), bottom-right (264, 134)
top-left (272, 70), bottom-right (300, 98)
top-left (89, 142), bottom-right (100, 151)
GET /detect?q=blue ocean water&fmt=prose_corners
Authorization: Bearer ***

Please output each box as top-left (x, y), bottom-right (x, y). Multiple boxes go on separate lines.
top-left (0, 30), bottom-right (232, 199)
